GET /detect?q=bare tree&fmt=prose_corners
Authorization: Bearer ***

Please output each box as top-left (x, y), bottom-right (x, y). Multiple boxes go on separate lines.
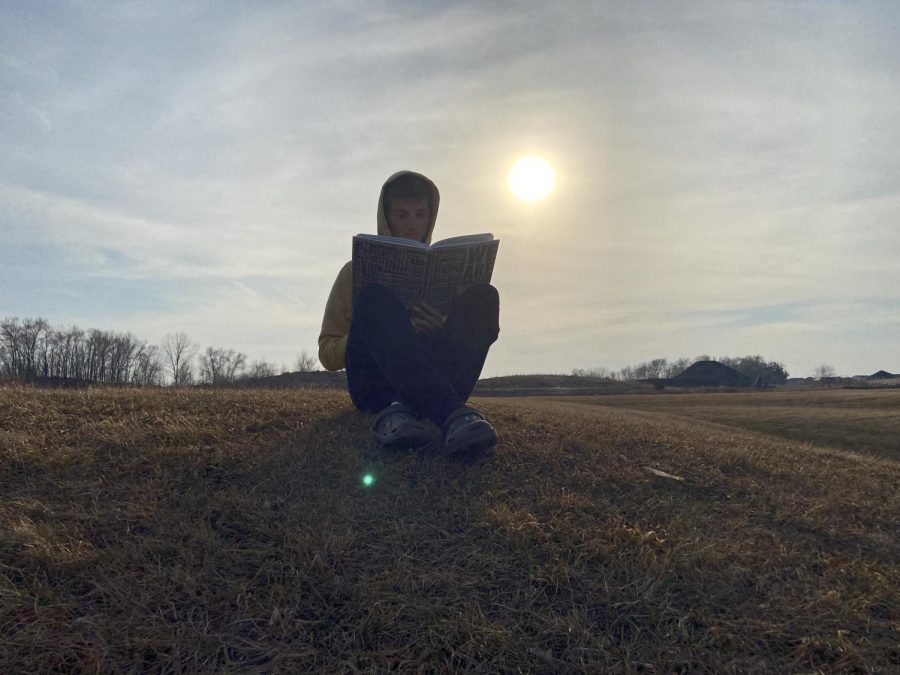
top-left (295, 350), bottom-right (319, 372)
top-left (132, 344), bottom-right (164, 386)
top-left (62, 326), bottom-right (86, 380)
top-left (199, 347), bottom-right (246, 385)
top-left (571, 366), bottom-right (613, 379)
top-left (84, 329), bottom-right (111, 382)
top-left (0, 319), bottom-right (18, 378)
top-left (663, 357), bottom-right (692, 378)
top-left (814, 363), bottom-right (836, 379)
top-left (719, 355), bottom-right (789, 384)
top-left (108, 332), bottom-right (139, 383)
top-left (224, 350), bottom-right (247, 383)
top-left (645, 358), bottom-right (668, 379)
top-left (0, 317), bottom-right (49, 380)
top-left (580, 353), bottom-right (790, 383)
top-left (246, 360), bottom-right (276, 379)
top-left (163, 333), bottom-right (198, 386)
top-left (612, 358), bottom-right (668, 380)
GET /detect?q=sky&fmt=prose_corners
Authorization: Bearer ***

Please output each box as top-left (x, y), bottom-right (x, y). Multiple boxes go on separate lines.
top-left (2, 0), bottom-right (899, 378)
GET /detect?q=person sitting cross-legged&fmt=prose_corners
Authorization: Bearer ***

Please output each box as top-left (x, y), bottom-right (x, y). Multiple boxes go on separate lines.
top-left (317, 170), bottom-right (500, 461)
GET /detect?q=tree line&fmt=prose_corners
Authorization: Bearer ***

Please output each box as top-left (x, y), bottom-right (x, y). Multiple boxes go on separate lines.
top-left (0, 317), bottom-right (319, 386)
top-left (572, 355), bottom-right (789, 383)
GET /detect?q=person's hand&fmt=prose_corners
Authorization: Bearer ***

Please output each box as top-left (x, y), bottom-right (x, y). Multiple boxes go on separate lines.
top-left (410, 302), bottom-right (446, 335)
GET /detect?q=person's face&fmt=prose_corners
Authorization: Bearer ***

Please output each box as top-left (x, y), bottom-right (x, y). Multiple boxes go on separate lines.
top-left (387, 198), bottom-right (430, 241)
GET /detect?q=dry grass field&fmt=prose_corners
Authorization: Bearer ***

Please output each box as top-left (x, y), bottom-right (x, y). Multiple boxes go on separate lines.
top-left (1, 385), bottom-right (898, 672)
top-left (549, 389), bottom-right (900, 462)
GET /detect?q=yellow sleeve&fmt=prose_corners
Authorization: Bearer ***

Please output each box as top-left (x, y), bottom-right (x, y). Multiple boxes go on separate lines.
top-left (318, 262), bottom-right (353, 371)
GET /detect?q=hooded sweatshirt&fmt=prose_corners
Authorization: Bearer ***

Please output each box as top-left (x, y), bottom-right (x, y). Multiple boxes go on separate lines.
top-left (317, 170), bottom-right (441, 371)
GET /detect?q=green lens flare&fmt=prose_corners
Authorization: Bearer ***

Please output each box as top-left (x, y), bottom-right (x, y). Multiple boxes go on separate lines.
top-left (362, 473), bottom-right (374, 487)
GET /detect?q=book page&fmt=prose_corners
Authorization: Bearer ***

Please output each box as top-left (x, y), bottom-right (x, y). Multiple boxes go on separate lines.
top-left (423, 239), bottom-right (499, 314)
top-left (352, 236), bottom-right (428, 308)
top-left (429, 233), bottom-right (494, 249)
top-left (354, 233), bottom-right (428, 250)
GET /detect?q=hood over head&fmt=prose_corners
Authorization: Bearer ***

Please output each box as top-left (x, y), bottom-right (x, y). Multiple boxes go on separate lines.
top-left (376, 170), bottom-right (440, 244)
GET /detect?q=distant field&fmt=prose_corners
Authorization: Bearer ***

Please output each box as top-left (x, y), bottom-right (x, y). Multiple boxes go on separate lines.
top-left (1, 386), bottom-right (898, 672)
top-left (545, 389), bottom-right (900, 462)
top-left (472, 374), bottom-right (653, 397)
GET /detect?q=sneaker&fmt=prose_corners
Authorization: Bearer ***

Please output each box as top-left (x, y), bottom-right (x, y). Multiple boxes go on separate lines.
top-left (442, 406), bottom-right (498, 462)
top-left (371, 402), bottom-right (435, 451)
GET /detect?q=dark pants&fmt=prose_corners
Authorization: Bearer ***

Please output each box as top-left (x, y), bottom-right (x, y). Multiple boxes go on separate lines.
top-left (346, 283), bottom-right (500, 427)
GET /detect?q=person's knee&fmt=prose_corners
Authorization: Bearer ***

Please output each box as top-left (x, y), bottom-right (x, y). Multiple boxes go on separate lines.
top-left (453, 284), bottom-right (499, 341)
top-left (357, 282), bottom-right (396, 305)
top-left (458, 284), bottom-right (499, 312)
top-left (355, 283), bottom-right (403, 319)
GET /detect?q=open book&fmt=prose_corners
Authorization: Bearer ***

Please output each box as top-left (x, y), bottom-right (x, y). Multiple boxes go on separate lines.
top-left (351, 233), bottom-right (499, 315)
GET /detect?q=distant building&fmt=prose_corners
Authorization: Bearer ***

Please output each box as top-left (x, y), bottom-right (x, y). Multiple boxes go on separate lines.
top-left (869, 370), bottom-right (896, 379)
top-left (664, 360), bottom-right (754, 388)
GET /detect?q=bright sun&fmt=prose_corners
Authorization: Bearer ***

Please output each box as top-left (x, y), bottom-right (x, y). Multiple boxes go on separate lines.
top-left (507, 155), bottom-right (556, 202)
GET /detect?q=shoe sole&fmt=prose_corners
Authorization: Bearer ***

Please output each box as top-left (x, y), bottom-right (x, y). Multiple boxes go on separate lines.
top-left (444, 421), bottom-right (498, 461)
top-left (373, 427), bottom-right (435, 451)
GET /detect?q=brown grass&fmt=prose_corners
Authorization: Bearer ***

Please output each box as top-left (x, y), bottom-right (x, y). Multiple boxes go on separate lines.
top-left (549, 389), bottom-right (900, 462)
top-left (472, 374), bottom-right (653, 397)
top-left (1, 386), bottom-right (898, 672)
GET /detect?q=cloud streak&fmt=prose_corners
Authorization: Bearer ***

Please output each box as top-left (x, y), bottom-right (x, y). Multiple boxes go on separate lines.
top-left (2, 1), bottom-right (899, 376)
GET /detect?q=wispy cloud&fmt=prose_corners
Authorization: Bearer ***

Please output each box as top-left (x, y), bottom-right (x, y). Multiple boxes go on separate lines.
top-left (2, 1), bottom-right (899, 375)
